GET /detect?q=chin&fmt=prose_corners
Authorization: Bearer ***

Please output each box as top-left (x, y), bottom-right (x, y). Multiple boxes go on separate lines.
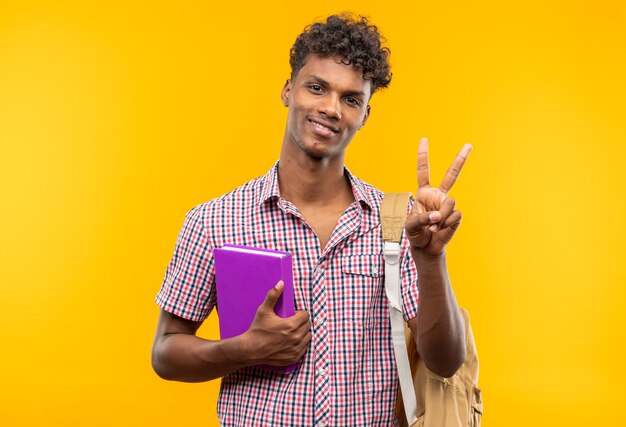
top-left (301, 141), bottom-right (342, 160)
top-left (289, 131), bottom-right (347, 161)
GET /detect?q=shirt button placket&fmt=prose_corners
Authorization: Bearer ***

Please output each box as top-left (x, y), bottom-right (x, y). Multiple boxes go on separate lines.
top-left (312, 257), bottom-right (330, 426)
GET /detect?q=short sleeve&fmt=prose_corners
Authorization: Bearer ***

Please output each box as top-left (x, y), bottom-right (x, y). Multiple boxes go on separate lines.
top-left (400, 199), bottom-right (419, 321)
top-left (155, 205), bottom-right (216, 322)
top-left (400, 237), bottom-right (419, 321)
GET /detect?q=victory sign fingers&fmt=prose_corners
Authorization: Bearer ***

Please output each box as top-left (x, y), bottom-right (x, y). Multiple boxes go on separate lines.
top-left (409, 138), bottom-right (472, 253)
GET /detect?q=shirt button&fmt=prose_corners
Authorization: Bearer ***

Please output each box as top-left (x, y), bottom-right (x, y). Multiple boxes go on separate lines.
top-left (318, 368), bottom-right (326, 376)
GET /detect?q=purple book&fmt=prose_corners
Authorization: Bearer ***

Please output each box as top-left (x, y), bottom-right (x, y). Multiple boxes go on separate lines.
top-left (213, 244), bottom-right (297, 373)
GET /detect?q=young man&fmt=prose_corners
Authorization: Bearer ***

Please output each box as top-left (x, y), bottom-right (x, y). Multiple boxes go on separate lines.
top-left (152, 14), bottom-right (471, 426)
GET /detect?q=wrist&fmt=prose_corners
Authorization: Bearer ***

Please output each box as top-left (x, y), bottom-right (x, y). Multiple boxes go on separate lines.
top-left (221, 333), bottom-right (253, 367)
top-left (411, 248), bottom-right (446, 267)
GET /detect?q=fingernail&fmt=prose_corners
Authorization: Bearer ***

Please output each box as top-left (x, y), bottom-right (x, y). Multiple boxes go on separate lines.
top-left (275, 281), bottom-right (283, 290)
top-left (429, 224), bottom-right (438, 232)
top-left (429, 212), bottom-right (440, 222)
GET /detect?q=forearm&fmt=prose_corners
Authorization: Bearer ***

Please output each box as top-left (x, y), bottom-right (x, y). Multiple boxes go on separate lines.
top-left (412, 250), bottom-right (466, 377)
top-left (152, 333), bottom-right (248, 383)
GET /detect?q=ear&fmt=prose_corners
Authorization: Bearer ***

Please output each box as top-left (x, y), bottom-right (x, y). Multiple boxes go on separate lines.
top-left (281, 79), bottom-right (292, 107)
top-left (359, 105), bottom-right (371, 130)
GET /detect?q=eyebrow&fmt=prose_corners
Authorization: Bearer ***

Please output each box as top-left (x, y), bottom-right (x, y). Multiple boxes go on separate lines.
top-left (307, 75), bottom-right (367, 99)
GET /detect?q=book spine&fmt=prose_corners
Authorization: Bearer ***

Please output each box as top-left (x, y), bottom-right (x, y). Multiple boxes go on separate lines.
top-left (278, 254), bottom-right (297, 373)
top-left (275, 254), bottom-right (295, 318)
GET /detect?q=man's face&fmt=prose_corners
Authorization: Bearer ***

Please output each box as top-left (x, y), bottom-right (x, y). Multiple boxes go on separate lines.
top-left (281, 54), bottom-right (372, 161)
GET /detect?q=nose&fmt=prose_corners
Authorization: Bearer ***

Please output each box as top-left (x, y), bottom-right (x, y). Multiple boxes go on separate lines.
top-left (318, 93), bottom-right (342, 120)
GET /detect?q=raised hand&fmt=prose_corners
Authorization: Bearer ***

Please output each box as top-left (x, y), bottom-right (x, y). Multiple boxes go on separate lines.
top-left (241, 281), bottom-right (312, 367)
top-left (405, 138), bottom-right (472, 257)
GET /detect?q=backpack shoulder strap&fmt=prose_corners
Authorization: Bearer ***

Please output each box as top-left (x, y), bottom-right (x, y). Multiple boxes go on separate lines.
top-left (381, 192), bottom-right (418, 426)
top-left (381, 192), bottom-right (413, 243)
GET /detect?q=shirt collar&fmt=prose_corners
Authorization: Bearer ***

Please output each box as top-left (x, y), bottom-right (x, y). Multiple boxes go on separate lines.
top-left (257, 161), bottom-right (281, 205)
top-left (257, 161), bottom-right (374, 209)
top-left (344, 165), bottom-right (374, 209)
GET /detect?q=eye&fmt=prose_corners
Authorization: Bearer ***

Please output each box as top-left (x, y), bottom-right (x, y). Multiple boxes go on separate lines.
top-left (345, 96), bottom-right (361, 107)
top-left (309, 84), bottom-right (323, 92)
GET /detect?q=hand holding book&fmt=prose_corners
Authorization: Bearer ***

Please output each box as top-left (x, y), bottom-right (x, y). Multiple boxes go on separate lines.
top-left (239, 281), bottom-right (311, 369)
top-left (214, 244), bottom-right (311, 373)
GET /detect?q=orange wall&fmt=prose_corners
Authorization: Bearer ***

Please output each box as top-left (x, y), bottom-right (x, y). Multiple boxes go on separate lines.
top-left (1, 1), bottom-right (625, 425)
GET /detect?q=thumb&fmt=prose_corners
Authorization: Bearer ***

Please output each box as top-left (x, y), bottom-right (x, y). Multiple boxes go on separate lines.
top-left (261, 281), bottom-right (284, 311)
top-left (406, 211), bottom-right (440, 246)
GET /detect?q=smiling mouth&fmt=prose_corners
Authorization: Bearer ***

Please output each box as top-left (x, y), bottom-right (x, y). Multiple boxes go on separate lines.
top-left (308, 119), bottom-right (338, 135)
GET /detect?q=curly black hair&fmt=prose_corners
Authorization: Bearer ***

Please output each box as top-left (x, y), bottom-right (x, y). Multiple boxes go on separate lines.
top-left (289, 14), bottom-right (392, 94)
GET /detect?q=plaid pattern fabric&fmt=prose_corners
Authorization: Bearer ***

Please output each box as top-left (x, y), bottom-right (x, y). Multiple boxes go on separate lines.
top-left (156, 162), bottom-right (419, 427)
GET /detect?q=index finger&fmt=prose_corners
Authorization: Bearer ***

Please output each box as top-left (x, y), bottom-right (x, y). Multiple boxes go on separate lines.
top-left (417, 137), bottom-right (430, 188)
top-left (439, 144), bottom-right (473, 194)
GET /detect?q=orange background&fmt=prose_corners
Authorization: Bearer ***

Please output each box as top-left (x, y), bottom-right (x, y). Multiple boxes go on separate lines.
top-left (1, 1), bottom-right (625, 425)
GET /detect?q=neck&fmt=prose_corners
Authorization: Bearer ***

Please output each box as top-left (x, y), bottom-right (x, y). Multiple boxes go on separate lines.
top-left (278, 147), bottom-right (353, 207)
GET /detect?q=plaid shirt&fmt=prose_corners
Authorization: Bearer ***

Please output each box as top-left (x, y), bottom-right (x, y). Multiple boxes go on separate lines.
top-left (156, 163), bottom-right (419, 427)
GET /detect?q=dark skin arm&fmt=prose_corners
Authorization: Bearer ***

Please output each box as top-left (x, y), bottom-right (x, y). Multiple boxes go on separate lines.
top-left (151, 281), bottom-right (312, 382)
top-left (405, 137), bottom-right (472, 378)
